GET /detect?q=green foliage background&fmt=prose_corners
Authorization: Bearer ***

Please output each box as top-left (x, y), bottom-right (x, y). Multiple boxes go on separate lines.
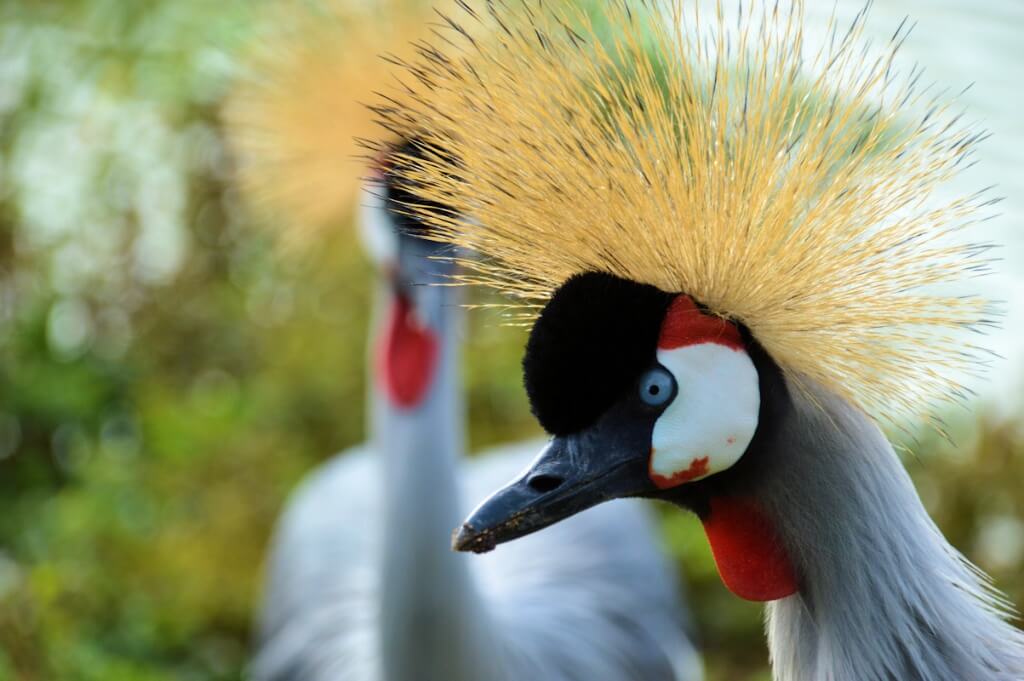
top-left (0, 2), bottom-right (1020, 680)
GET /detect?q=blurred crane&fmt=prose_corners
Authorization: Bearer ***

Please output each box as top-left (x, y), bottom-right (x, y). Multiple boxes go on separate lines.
top-left (249, 145), bottom-right (702, 681)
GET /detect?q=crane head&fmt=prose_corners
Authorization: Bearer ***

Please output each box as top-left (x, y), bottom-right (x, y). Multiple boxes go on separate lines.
top-left (454, 271), bottom-right (798, 601)
top-left (378, 0), bottom-right (994, 605)
top-left (363, 139), bottom-right (459, 410)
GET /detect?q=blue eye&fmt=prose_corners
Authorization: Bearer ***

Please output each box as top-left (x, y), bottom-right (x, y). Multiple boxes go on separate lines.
top-left (639, 366), bottom-right (676, 407)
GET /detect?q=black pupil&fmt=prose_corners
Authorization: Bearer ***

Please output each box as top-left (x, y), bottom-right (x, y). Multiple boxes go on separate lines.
top-left (649, 385), bottom-right (660, 395)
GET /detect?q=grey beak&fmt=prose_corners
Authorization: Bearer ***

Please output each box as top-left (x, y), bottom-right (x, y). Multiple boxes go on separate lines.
top-left (453, 406), bottom-right (657, 553)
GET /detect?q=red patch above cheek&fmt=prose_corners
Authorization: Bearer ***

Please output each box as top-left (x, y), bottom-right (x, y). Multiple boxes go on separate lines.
top-left (658, 295), bottom-right (744, 351)
top-left (377, 294), bottom-right (439, 408)
top-left (702, 497), bottom-right (798, 602)
top-left (650, 454), bottom-right (709, 489)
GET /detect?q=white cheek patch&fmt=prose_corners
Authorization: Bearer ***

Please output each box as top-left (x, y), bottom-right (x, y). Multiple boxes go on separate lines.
top-left (358, 184), bottom-right (399, 267)
top-left (649, 343), bottom-right (760, 489)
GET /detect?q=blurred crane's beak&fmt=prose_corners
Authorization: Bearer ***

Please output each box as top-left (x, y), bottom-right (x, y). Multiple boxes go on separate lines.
top-left (452, 404), bottom-right (654, 553)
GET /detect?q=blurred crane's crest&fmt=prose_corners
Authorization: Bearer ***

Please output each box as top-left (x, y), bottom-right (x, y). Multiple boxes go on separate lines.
top-left (373, 0), bottom-right (1000, 430)
top-left (224, 0), bottom-right (436, 241)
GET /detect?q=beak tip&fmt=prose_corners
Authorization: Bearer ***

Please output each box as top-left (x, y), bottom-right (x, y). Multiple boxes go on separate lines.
top-left (451, 523), bottom-right (497, 554)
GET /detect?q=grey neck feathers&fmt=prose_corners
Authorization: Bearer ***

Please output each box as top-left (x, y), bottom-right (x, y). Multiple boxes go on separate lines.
top-left (761, 381), bottom-right (1024, 681)
top-left (372, 246), bottom-right (505, 681)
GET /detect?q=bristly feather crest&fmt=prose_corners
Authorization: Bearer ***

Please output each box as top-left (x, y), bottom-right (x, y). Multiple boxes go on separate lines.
top-left (370, 0), bottom-right (1000, 430)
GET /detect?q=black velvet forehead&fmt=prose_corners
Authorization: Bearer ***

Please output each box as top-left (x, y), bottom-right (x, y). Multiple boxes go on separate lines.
top-left (523, 272), bottom-right (676, 436)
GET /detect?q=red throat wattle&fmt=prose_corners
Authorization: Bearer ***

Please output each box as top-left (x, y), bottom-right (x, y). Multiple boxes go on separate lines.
top-left (702, 497), bottom-right (798, 602)
top-left (377, 294), bottom-right (439, 408)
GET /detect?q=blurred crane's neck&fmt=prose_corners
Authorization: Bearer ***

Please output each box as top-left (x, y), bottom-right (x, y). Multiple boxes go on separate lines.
top-left (369, 237), bottom-right (504, 681)
top-left (756, 382), bottom-right (1024, 681)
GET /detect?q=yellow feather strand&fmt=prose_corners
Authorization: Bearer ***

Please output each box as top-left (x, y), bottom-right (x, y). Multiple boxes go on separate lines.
top-left (371, 0), bottom-right (998, 428)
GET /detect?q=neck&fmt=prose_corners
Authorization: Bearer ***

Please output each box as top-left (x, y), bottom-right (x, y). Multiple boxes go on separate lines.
top-left (758, 382), bottom-right (1024, 681)
top-left (370, 261), bottom-right (502, 681)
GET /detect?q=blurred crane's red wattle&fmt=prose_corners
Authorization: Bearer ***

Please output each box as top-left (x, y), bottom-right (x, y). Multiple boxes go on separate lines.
top-left (378, 294), bottom-right (438, 408)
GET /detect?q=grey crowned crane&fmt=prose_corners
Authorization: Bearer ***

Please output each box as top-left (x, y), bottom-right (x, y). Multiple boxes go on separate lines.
top-left (250, 141), bottom-right (703, 681)
top-left (372, 1), bottom-right (1024, 679)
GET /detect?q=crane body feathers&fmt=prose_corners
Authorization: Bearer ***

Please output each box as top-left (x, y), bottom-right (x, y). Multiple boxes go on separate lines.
top-left (253, 442), bottom-right (701, 681)
top-left (762, 380), bottom-right (1024, 680)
